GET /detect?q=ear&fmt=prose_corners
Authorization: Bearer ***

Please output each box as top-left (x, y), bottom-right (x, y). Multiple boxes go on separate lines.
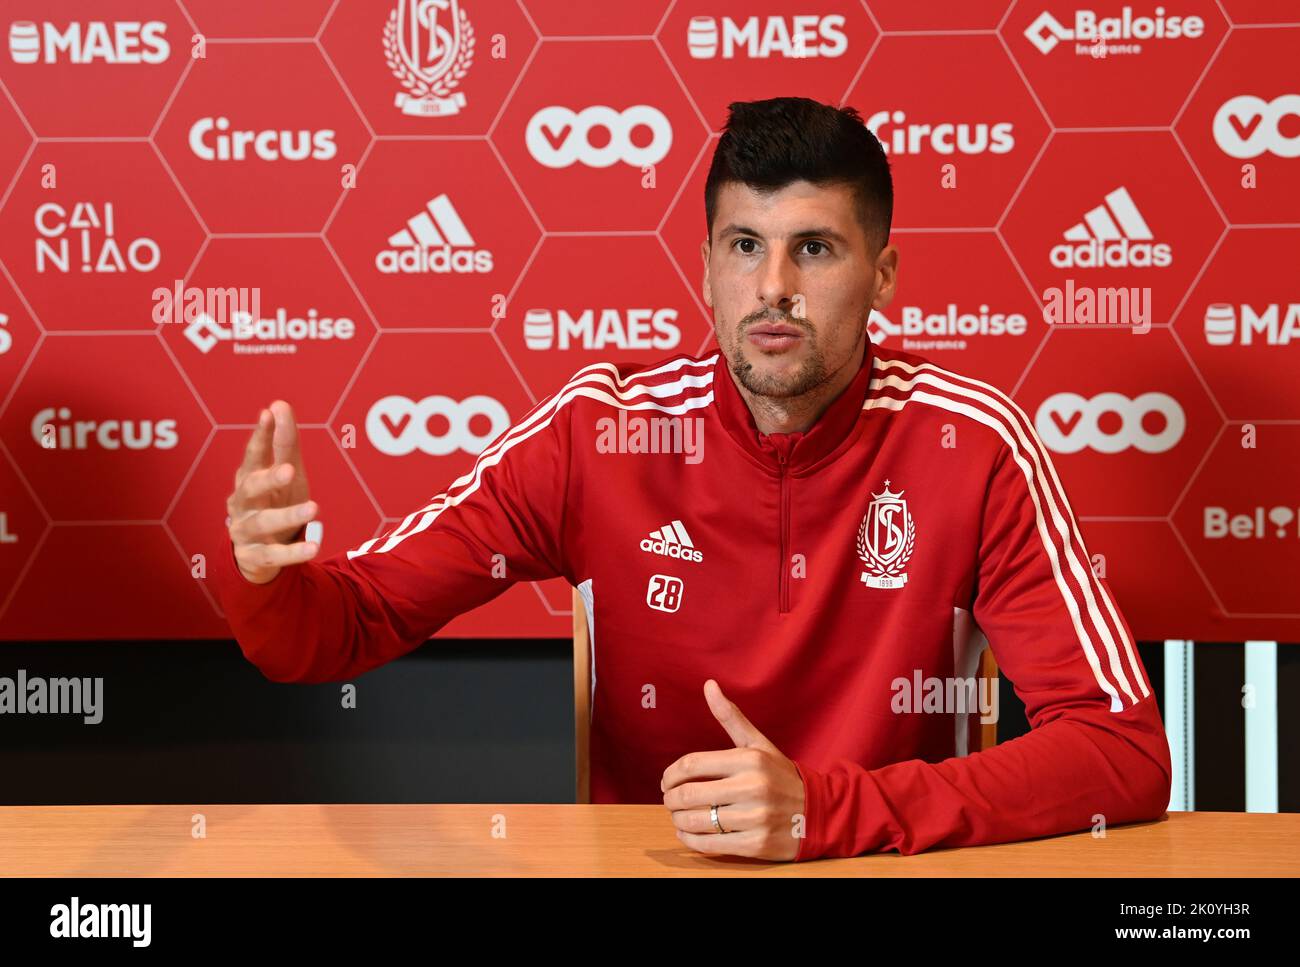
top-left (700, 237), bottom-right (713, 309)
top-left (871, 242), bottom-right (899, 311)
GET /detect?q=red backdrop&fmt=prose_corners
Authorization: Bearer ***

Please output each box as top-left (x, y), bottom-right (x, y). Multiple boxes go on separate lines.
top-left (0, 0), bottom-right (1297, 641)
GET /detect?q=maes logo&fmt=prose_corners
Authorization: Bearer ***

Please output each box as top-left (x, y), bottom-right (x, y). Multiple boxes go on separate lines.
top-left (8, 20), bottom-right (170, 64)
top-left (686, 15), bottom-right (848, 59)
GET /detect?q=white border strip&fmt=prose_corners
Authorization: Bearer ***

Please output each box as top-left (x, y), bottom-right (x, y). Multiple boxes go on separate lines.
top-left (1244, 640), bottom-right (1278, 813)
top-left (1164, 639), bottom-right (1194, 812)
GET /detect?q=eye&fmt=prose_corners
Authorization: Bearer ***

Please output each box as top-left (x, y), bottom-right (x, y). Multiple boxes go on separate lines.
top-left (732, 238), bottom-right (758, 255)
top-left (801, 240), bottom-right (828, 256)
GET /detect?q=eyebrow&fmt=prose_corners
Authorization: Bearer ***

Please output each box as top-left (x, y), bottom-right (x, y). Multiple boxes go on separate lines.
top-left (715, 223), bottom-right (852, 246)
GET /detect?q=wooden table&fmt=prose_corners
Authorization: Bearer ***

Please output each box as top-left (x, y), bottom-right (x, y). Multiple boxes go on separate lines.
top-left (0, 806), bottom-right (1295, 876)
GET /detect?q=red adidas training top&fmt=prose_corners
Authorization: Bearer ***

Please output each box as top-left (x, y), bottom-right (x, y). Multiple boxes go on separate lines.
top-left (213, 339), bottom-right (1172, 861)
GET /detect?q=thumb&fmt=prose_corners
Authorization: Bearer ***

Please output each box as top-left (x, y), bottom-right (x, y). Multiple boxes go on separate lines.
top-left (704, 679), bottom-right (774, 751)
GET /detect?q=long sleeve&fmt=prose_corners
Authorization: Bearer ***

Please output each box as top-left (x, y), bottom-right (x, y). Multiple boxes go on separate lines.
top-left (792, 436), bottom-right (1172, 861)
top-left (211, 387), bottom-right (574, 684)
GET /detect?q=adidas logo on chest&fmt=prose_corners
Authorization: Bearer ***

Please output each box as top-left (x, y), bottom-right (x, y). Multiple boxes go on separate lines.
top-left (640, 519), bottom-right (703, 563)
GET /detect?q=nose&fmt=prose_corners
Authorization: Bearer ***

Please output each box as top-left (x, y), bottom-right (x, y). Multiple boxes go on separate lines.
top-left (755, 247), bottom-right (799, 318)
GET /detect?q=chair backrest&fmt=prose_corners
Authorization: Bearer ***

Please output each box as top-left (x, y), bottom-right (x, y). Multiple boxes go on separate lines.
top-left (571, 589), bottom-right (1000, 803)
top-left (955, 606), bottom-right (1000, 755)
top-left (975, 645), bottom-right (1000, 753)
top-left (572, 586), bottom-right (591, 803)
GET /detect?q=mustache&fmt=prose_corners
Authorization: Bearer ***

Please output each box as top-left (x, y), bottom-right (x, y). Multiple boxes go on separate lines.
top-left (742, 310), bottom-right (813, 331)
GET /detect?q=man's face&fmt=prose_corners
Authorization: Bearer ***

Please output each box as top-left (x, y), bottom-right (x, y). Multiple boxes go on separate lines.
top-left (702, 179), bottom-right (897, 399)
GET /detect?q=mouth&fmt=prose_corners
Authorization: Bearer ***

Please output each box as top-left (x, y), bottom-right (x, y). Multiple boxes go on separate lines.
top-left (745, 321), bottom-right (805, 352)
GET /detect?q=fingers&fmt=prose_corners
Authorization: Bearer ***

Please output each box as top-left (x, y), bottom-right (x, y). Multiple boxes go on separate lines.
top-left (234, 537), bottom-right (319, 576)
top-left (662, 773), bottom-right (752, 811)
top-left (670, 802), bottom-right (765, 835)
top-left (237, 407), bottom-right (274, 479)
top-left (235, 461), bottom-right (299, 508)
top-left (704, 679), bottom-right (771, 750)
top-left (268, 399), bottom-right (304, 475)
top-left (675, 829), bottom-right (764, 856)
top-left (660, 748), bottom-right (758, 793)
top-left (229, 500), bottom-right (317, 547)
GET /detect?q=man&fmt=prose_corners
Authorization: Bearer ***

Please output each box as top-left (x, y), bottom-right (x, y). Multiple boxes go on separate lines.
top-left (217, 96), bottom-right (1171, 862)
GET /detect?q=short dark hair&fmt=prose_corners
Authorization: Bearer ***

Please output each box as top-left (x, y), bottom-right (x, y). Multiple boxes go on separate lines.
top-left (704, 96), bottom-right (893, 254)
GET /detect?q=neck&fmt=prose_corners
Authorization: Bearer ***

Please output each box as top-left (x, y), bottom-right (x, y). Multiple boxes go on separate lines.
top-left (732, 333), bottom-right (868, 436)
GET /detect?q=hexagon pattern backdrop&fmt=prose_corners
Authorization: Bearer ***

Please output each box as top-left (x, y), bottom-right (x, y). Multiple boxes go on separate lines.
top-left (0, 0), bottom-right (1296, 641)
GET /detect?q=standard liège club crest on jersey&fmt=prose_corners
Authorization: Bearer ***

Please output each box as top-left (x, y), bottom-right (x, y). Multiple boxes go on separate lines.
top-left (384, 0), bottom-right (475, 117)
top-left (857, 480), bottom-right (917, 590)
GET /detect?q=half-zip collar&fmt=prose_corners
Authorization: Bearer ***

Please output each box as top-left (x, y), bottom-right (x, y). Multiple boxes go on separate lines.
top-left (713, 335), bottom-right (875, 474)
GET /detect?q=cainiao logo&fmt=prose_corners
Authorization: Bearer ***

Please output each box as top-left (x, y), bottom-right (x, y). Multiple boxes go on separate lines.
top-left (867, 305), bottom-right (1027, 351)
top-left (187, 117), bottom-right (337, 162)
top-left (375, 193), bottom-right (493, 274)
top-left (366, 394), bottom-right (508, 456)
top-left (1035, 391), bottom-right (1185, 454)
top-left (34, 202), bottom-right (160, 274)
top-left (1204, 303), bottom-right (1300, 347)
top-left (526, 105), bottom-right (672, 169)
top-left (866, 110), bottom-right (1016, 156)
top-left (1051, 186), bottom-right (1172, 269)
top-left (686, 15), bottom-right (848, 59)
top-left (384, 0), bottom-right (474, 117)
top-left (185, 307), bottom-right (357, 355)
top-left (8, 20), bottom-right (170, 64)
top-left (523, 308), bottom-right (681, 351)
top-left (1213, 95), bottom-right (1300, 159)
top-left (30, 407), bottom-right (179, 450)
top-left (1023, 7), bottom-right (1204, 57)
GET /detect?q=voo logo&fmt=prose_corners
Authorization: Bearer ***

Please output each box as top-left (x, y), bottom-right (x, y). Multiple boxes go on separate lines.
top-left (1035, 392), bottom-right (1185, 454)
top-left (1213, 95), bottom-right (1300, 159)
top-left (366, 395), bottom-right (509, 456)
top-left (525, 106), bottom-right (672, 169)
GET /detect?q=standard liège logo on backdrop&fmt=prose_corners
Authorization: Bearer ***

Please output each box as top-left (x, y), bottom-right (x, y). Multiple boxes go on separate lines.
top-left (384, 0), bottom-right (474, 118)
top-left (857, 480), bottom-right (916, 590)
